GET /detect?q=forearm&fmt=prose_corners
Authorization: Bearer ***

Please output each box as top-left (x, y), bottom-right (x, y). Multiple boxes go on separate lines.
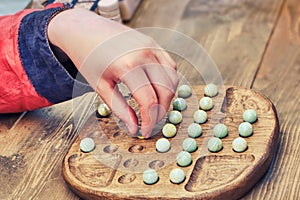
top-left (47, 8), bottom-right (130, 68)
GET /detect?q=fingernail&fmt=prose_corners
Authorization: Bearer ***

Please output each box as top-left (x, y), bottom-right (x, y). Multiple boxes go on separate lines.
top-left (126, 123), bottom-right (138, 135)
top-left (140, 126), bottom-right (152, 139)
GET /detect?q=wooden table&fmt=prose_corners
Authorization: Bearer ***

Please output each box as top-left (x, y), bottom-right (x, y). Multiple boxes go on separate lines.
top-left (0, 0), bottom-right (299, 199)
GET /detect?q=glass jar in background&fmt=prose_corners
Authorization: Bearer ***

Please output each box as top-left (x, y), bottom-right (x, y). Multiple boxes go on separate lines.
top-left (97, 0), bottom-right (122, 23)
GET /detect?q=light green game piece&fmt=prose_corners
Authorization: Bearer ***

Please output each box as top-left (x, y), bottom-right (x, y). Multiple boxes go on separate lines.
top-left (232, 137), bottom-right (248, 152)
top-left (156, 138), bottom-right (171, 153)
top-left (213, 123), bottom-right (228, 138)
top-left (168, 110), bottom-right (183, 125)
top-left (204, 83), bottom-right (218, 97)
top-left (169, 168), bottom-right (185, 184)
top-left (177, 85), bottom-right (192, 98)
top-left (173, 98), bottom-right (187, 111)
top-left (193, 110), bottom-right (208, 124)
top-left (80, 137), bottom-right (96, 153)
top-left (199, 97), bottom-right (214, 110)
top-left (207, 137), bottom-right (223, 152)
top-left (182, 138), bottom-right (198, 153)
top-left (97, 103), bottom-right (111, 117)
top-left (176, 151), bottom-right (192, 167)
top-left (187, 123), bottom-right (202, 138)
top-left (162, 123), bottom-right (177, 138)
top-left (243, 109), bottom-right (257, 123)
top-left (238, 122), bottom-right (253, 137)
top-left (143, 169), bottom-right (158, 185)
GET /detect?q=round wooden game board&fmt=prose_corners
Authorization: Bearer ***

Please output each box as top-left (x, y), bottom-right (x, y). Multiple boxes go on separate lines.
top-left (62, 86), bottom-right (279, 200)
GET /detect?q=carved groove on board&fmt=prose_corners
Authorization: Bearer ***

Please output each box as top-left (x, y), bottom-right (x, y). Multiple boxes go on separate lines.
top-left (68, 153), bottom-right (121, 187)
top-left (185, 154), bottom-right (255, 192)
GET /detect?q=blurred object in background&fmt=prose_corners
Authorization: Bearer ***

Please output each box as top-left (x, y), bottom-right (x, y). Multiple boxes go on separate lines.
top-left (0, 0), bottom-right (33, 16)
top-left (119, 0), bottom-right (141, 21)
top-left (42, 0), bottom-right (141, 21)
top-left (97, 0), bottom-right (122, 23)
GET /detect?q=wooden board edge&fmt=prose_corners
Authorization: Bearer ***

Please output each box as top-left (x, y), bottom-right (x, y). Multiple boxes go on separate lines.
top-left (61, 86), bottom-right (281, 200)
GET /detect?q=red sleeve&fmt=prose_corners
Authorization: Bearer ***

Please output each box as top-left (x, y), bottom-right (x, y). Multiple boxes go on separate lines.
top-left (0, 4), bottom-right (92, 114)
top-left (0, 9), bottom-right (52, 113)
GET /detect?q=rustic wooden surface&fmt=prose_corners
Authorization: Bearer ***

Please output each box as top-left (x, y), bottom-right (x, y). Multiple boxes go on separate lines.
top-left (0, 0), bottom-right (299, 199)
top-left (62, 86), bottom-right (279, 200)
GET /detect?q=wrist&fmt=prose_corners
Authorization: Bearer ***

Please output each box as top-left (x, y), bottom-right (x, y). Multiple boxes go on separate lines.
top-left (47, 8), bottom-right (129, 68)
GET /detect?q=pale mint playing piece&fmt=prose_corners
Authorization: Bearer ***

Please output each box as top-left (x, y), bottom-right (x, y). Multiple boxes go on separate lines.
top-left (243, 109), bottom-right (258, 123)
top-left (143, 169), bottom-right (159, 185)
top-left (173, 98), bottom-right (187, 111)
top-left (162, 123), bottom-right (177, 138)
top-left (238, 122), bottom-right (253, 137)
top-left (176, 151), bottom-right (192, 167)
top-left (193, 110), bottom-right (208, 124)
top-left (168, 110), bottom-right (183, 125)
top-left (97, 103), bottom-right (111, 117)
top-left (80, 137), bottom-right (96, 153)
top-left (187, 123), bottom-right (202, 138)
top-left (182, 138), bottom-right (198, 153)
top-left (156, 138), bottom-right (171, 153)
top-left (207, 137), bottom-right (223, 152)
top-left (169, 168), bottom-right (185, 184)
top-left (177, 85), bottom-right (192, 98)
top-left (204, 83), bottom-right (218, 97)
top-left (199, 96), bottom-right (214, 110)
top-left (213, 123), bottom-right (228, 138)
top-left (232, 137), bottom-right (248, 152)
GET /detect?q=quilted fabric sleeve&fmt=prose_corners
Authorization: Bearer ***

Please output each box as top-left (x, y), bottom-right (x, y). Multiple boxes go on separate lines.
top-left (0, 6), bottom-right (92, 113)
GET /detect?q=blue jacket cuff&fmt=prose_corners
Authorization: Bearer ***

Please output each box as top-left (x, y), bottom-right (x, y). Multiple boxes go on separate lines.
top-left (18, 7), bottom-right (93, 104)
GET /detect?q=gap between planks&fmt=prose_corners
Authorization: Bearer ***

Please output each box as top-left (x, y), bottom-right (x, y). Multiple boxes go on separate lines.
top-left (250, 0), bottom-right (287, 88)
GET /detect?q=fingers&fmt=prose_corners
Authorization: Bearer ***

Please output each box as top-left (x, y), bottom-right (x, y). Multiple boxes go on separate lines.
top-left (152, 49), bottom-right (179, 88)
top-left (97, 47), bottom-right (178, 139)
top-left (150, 49), bottom-right (179, 122)
top-left (125, 49), bottom-right (178, 138)
top-left (143, 59), bottom-right (177, 123)
top-left (96, 80), bottom-right (139, 135)
top-left (120, 67), bottom-right (159, 138)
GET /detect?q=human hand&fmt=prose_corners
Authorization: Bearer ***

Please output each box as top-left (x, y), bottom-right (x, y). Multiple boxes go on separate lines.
top-left (48, 8), bottom-right (178, 138)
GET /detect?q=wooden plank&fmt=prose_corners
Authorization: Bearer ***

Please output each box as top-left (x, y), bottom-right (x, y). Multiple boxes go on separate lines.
top-left (126, 0), bottom-right (190, 28)
top-left (246, 0), bottom-right (300, 199)
top-left (0, 113), bottom-right (22, 134)
top-left (0, 0), bottom-right (286, 199)
top-left (0, 94), bottom-right (97, 199)
top-left (129, 0), bottom-right (284, 87)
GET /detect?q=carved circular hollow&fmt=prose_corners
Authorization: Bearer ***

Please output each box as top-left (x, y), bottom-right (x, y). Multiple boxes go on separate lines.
top-left (68, 154), bottom-right (79, 163)
top-left (113, 131), bottom-right (125, 138)
top-left (149, 160), bottom-right (165, 170)
top-left (118, 174), bottom-right (136, 184)
top-left (123, 159), bottom-right (139, 168)
top-left (62, 86), bottom-right (279, 200)
top-left (128, 145), bottom-right (145, 153)
top-left (89, 131), bottom-right (102, 138)
top-left (103, 145), bottom-right (119, 153)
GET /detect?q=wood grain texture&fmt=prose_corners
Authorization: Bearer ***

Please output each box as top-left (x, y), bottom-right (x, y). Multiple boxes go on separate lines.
top-left (0, 93), bottom-right (97, 199)
top-left (62, 86), bottom-right (279, 200)
top-left (1, 0), bottom-right (297, 199)
top-left (128, 0), bottom-right (284, 87)
top-left (0, 113), bottom-right (22, 135)
top-left (244, 0), bottom-right (300, 199)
